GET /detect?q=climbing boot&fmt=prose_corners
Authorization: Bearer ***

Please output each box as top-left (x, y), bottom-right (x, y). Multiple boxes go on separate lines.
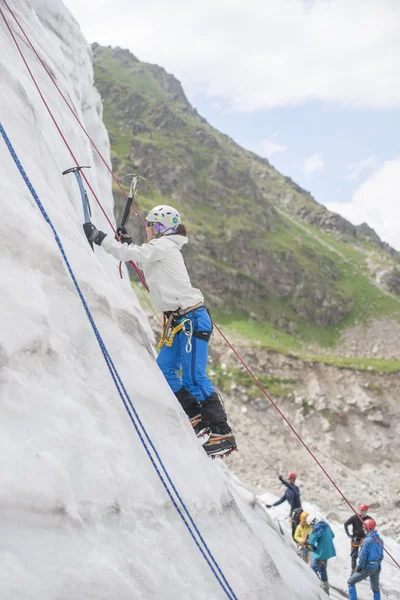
top-left (175, 387), bottom-right (210, 438)
top-left (199, 393), bottom-right (237, 458)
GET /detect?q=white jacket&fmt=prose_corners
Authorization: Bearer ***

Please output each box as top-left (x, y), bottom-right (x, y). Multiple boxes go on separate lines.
top-left (101, 234), bottom-right (204, 312)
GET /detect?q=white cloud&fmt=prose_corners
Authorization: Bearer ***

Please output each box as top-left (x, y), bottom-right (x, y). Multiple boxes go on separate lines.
top-left (64, 0), bottom-right (400, 112)
top-left (261, 139), bottom-right (287, 155)
top-left (303, 153), bottom-right (324, 175)
top-left (326, 157), bottom-right (400, 250)
top-left (347, 155), bottom-right (378, 180)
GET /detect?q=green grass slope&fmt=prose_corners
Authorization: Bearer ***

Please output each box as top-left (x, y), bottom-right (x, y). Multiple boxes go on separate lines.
top-left (93, 44), bottom-right (400, 370)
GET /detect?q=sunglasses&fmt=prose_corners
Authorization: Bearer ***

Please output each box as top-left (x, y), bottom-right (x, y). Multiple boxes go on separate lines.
top-left (147, 221), bottom-right (164, 232)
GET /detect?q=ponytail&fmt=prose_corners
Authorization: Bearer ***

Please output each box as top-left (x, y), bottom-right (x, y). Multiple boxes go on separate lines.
top-left (175, 224), bottom-right (187, 236)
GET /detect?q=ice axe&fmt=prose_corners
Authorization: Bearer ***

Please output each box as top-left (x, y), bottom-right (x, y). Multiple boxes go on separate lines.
top-left (117, 174), bottom-right (146, 278)
top-left (119, 173), bottom-right (147, 228)
top-left (62, 165), bottom-right (93, 250)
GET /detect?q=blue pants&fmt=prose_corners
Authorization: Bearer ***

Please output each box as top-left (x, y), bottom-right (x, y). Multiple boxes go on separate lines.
top-left (311, 559), bottom-right (328, 582)
top-left (157, 307), bottom-right (214, 402)
top-left (348, 567), bottom-right (381, 600)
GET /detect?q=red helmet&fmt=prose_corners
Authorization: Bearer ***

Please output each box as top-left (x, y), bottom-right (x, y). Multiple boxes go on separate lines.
top-left (363, 518), bottom-right (376, 531)
top-left (359, 504), bottom-right (369, 512)
top-left (288, 472), bottom-right (297, 480)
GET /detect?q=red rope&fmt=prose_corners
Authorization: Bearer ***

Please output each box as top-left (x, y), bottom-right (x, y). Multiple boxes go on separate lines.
top-left (1, 5), bottom-right (148, 291)
top-left (3, 0), bottom-right (399, 571)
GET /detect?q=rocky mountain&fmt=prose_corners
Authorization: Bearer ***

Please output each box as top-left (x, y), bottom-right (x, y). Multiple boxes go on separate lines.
top-left (91, 44), bottom-right (400, 538)
top-left (92, 44), bottom-right (400, 366)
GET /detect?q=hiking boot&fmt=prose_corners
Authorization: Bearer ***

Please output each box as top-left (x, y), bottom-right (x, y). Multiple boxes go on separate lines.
top-left (189, 414), bottom-right (211, 439)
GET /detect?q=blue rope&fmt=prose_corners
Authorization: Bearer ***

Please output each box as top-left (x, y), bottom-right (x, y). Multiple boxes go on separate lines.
top-left (0, 121), bottom-right (238, 600)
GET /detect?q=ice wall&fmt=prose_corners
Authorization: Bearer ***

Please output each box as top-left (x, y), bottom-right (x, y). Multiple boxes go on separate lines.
top-left (0, 1), bottom-right (328, 598)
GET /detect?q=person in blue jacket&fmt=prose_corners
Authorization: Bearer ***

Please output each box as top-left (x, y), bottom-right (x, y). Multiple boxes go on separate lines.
top-left (306, 514), bottom-right (336, 596)
top-left (265, 472), bottom-right (302, 539)
top-left (347, 518), bottom-right (384, 600)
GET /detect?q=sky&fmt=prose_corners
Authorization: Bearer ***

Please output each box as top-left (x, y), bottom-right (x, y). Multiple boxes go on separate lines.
top-left (64, 0), bottom-right (400, 249)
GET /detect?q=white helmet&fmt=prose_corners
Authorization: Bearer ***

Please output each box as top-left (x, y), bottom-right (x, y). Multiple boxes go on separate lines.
top-left (146, 205), bottom-right (181, 232)
top-left (305, 514), bottom-right (317, 527)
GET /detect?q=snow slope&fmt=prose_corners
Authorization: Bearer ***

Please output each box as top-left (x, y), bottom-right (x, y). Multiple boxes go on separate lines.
top-left (0, 1), bottom-right (397, 599)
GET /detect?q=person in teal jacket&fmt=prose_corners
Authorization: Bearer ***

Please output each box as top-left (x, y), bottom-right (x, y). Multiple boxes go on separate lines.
top-left (348, 519), bottom-right (384, 600)
top-left (306, 514), bottom-right (336, 596)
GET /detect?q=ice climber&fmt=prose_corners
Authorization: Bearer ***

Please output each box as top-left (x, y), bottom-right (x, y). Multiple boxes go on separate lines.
top-left (294, 511), bottom-right (312, 563)
top-left (265, 472), bottom-right (302, 539)
top-left (83, 206), bottom-right (236, 458)
top-left (306, 514), bottom-right (336, 596)
top-left (347, 519), bottom-right (384, 600)
top-left (344, 503), bottom-right (372, 573)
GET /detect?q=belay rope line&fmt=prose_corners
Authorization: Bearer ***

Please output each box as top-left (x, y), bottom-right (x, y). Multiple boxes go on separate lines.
top-left (2, 0), bottom-right (400, 572)
top-left (0, 123), bottom-right (238, 600)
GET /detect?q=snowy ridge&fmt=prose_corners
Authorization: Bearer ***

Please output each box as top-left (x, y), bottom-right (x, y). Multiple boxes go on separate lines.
top-left (0, 1), bottom-right (394, 599)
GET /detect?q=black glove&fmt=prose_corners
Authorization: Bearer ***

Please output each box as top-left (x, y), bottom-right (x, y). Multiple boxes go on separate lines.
top-left (356, 566), bottom-right (362, 572)
top-left (278, 475), bottom-right (284, 482)
top-left (116, 226), bottom-right (133, 245)
top-left (83, 222), bottom-right (106, 246)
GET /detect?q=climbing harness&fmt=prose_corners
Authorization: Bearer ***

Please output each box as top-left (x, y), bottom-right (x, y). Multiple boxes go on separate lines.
top-left (3, 0), bottom-right (400, 573)
top-left (171, 301), bottom-right (204, 317)
top-left (62, 165), bottom-right (93, 249)
top-left (0, 122), bottom-right (238, 600)
top-left (158, 303), bottom-right (203, 350)
top-left (158, 315), bottom-right (193, 353)
top-left (158, 304), bottom-right (212, 352)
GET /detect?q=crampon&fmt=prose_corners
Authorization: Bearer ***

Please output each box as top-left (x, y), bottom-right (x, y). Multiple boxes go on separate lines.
top-left (190, 414), bottom-right (211, 439)
top-left (203, 433), bottom-right (237, 458)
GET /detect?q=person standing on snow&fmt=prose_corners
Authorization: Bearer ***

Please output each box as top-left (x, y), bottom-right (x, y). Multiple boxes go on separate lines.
top-left (83, 205), bottom-right (236, 458)
top-left (344, 504), bottom-right (372, 573)
top-left (306, 514), bottom-right (336, 596)
top-left (265, 472), bottom-right (302, 539)
top-left (347, 519), bottom-right (384, 600)
top-left (294, 511), bottom-right (313, 563)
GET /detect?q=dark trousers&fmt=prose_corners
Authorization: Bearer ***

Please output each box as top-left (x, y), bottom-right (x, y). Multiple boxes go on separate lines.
top-left (291, 518), bottom-right (297, 541)
top-left (350, 540), bottom-right (362, 572)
